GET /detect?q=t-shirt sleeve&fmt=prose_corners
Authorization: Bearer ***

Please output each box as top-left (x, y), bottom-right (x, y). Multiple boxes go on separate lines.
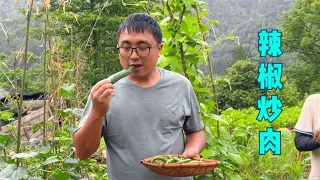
top-left (183, 82), bottom-right (204, 133)
top-left (74, 95), bottom-right (107, 137)
top-left (293, 95), bottom-right (314, 136)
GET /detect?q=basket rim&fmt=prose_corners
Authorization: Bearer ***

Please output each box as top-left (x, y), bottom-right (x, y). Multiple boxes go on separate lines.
top-left (140, 154), bottom-right (221, 168)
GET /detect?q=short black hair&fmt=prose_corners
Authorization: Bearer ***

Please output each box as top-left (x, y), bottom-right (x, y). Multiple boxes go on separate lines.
top-left (117, 13), bottom-right (162, 44)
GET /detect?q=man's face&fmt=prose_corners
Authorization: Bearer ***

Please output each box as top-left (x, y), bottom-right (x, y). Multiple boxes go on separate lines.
top-left (117, 29), bottom-right (162, 80)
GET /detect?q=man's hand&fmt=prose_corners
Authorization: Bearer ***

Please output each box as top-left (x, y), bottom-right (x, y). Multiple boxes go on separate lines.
top-left (182, 129), bottom-right (206, 158)
top-left (90, 79), bottom-right (114, 118)
top-left (315, 128), bottom-right (320, 143)
top-left (182, 148), bottom-right (200, 158)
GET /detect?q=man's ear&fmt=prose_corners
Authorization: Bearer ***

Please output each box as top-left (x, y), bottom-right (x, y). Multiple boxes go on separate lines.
top-left (158, 43), bottom-right (163, 50)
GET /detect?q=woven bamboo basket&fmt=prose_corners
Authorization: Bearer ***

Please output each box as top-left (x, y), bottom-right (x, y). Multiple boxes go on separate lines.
top-left (140, 154), bottom-right (221, 177)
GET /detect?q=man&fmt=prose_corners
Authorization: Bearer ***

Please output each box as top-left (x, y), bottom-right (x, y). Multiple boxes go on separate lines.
top-left (293, 94), bottom-right (320, 180)
top-left (73, 13), bottom-right (206, 180)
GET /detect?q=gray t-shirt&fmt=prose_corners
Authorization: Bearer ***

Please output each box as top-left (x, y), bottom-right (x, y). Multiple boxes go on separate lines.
top-left (78, 67), bottom-right (204, 180)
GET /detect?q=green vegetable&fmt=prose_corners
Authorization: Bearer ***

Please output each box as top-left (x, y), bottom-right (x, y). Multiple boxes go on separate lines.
top-left (151, 156), bottom-right (167, 163)
top-left (107, 65), bottom-right (135, 84)
top-left (150, 155), bottom-right (204, 164)
top-left (177, 158), bottom-right (192, 163)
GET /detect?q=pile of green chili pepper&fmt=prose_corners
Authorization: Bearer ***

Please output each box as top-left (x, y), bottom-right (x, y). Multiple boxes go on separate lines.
top-left (150, 155), bottom-right (204, 165)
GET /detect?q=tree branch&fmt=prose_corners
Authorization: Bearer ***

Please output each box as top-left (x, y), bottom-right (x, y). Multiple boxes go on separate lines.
top-left (163, 0), bottom-right (174, 22)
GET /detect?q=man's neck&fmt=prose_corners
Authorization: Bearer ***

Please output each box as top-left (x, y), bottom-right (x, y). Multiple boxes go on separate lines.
top-left (128, 67), bottom-right (161, 88)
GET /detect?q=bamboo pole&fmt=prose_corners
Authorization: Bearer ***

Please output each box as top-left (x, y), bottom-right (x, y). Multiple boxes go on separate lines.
top-left (16, 0), bottom-right (34, 166)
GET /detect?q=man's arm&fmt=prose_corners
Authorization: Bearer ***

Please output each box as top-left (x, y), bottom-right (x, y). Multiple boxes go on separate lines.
top-left (73, 112), bottom-right (104, 160)
top-left (182, 80), bottom-right (206, 157)
top-left (73, 79), bottom-right (114, 160)
top-left (295, 131), bottom-right (320, 151)
top-left (182, 129), bottom-right (206, 157)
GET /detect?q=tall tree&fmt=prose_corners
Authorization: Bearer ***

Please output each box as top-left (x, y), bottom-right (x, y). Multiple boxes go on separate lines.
top-left (227, 44), bottom-right (251, 66)
top-left (280, 0), bottom-right (320, 95)
top-left (216, 60), bottom-right (261, 110)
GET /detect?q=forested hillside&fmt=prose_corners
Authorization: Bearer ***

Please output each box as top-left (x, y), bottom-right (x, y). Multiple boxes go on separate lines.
top-left (205, 0), bottom-right (295, 73)
top-left (0, 0), bottom-right (40, 54)
top-left (1, 0), bottom-right (296, 74)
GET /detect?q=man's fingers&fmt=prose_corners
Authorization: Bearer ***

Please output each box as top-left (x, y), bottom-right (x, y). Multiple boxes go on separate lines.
top-left (100, 89), bottom-right (114, 100)
top-left (92, 79), bottom-right (113, 92)
top-left (316, 131), bottom-right (320, 143)
top-left (182, 150), bottom-right (200, 158)
top-left (194, 154), bottom-right (200, 158)
top-left (315, 129), bottom-right (320, 143)
top-left (182, 154), bottom-right (199, 158)
top-left (92, 83), bottom-right (114, 97)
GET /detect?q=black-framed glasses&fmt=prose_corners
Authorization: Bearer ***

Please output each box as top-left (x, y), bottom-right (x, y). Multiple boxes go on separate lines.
top-left (117, 44), bottom-right (158, 57)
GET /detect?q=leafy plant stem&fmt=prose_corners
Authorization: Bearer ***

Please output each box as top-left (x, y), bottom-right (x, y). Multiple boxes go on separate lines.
top-left (195, 4), bottom-right (220, 137)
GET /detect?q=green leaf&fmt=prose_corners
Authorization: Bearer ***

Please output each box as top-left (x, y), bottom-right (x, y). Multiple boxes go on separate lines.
top-left (227, 152), bottom-right (244, 165)
top-left (180, 21), bottom-right (190, 34)
top-left (198, 1), bottom-right (207, 6)
top-left (62, 62), bottom-right (71, 69)
top-left (200, 9), bottom-right (209, 17)
top-left (233, 128), bottom-right (248, 137)
top-left (200, 149), bottom-right (212, 159)
top-left (53, 170), bottom-right (70, 180)
top-left (201, 24), bottom-right (209, 33)
top-left (182, 0), bottom-right (192, 7)
top-left (227, 35), bottom-right (237, 41)
top-left (157, 55), bottom-right (170, 68)
top-left (228, 174), bottom-right (243, 180)
top-left (43, 156), bottom-right (60, 165)
top-left (209, 20), bottom-right (218, 25)
top-left (64, 158), bottom-right (79, 164)
top-left (186, 68), bottom-right (197, 77)
top-left (211, 113), bottom-right (229, 126)
top-left (55, 129), bottom-right (69, 137)
top-left (177, 36), bottom-right (187, 42)
top-left (11, 152), bottom-right (38, 159)
top-left (198, 40), bottom-right (209, 47)
top-left (60, 83), bottom-right (75, 98)
top-left (204, 126), bottom-right (212, 135)
top-left (185, 55), bottom-right (199, 65)
top-left (38, 145), bottom-right (51, 153)
top-left (168, 56), bottom-right (180, 70)
top-left (195, 76), bottom-right (202, 84)
top-left (150, 12), bottom-right (162, 17)
top-left (200, 103), bottom-right (206, 110)
top-left (32, 122), bottom-right (43, 134)
top-left (160, 17), bottom-right (171, 26)
top-left (211, 114), bottom-right (221, 121)
top-left (0, 134), bottom-right (9, 144)
top-left (63, 108), bottom-right (84, 117)
top-left (214, 40), bottom-right (221, 45)
top-left (138, 1), bottom-right (148, 5)
top-left (61, 83), bottom-right (75, 92)
top-left (186, 47), bottom-right (199, 54)
top-left (194, 86), bottom-right (211, 93)
top-left (0, 111), bottom-right (14, 121)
